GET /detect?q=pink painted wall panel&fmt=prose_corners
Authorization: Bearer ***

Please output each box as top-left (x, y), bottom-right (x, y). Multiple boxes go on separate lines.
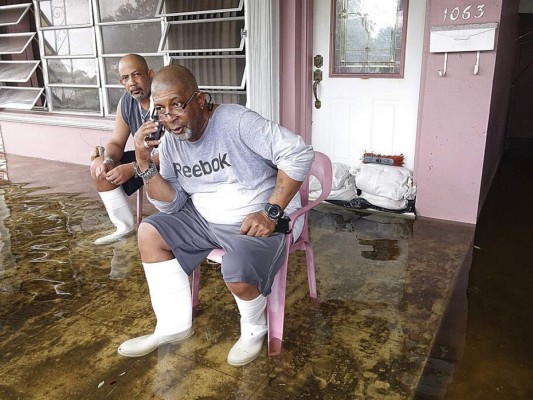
top-left (415, 0), bottom-right (504, 224)
top-left (1, 120), bottom-right (132, 166)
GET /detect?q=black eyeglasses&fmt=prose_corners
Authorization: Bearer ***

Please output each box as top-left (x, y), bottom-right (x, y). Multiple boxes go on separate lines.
top-left (154, 91), bottom-right (199, 119)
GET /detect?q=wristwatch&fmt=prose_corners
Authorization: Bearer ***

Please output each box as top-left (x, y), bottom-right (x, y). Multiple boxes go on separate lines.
top-left (264, 203), bottom-right (283, 222)
top-left (103, 157), bottom-right (115, 166)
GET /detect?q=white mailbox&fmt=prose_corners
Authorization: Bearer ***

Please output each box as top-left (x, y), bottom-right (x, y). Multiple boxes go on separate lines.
top-left (430, 23), bottom-right (498, 53)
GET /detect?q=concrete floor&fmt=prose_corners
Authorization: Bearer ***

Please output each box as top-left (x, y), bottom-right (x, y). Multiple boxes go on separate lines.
top-left (0, 153), bottom-right (475, 399)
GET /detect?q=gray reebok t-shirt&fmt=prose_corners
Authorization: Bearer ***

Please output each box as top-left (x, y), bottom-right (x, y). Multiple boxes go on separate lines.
top-left (149, 104), bottom-right (314, 224)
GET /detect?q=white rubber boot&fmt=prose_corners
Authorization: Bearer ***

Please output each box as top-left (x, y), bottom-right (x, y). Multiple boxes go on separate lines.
top-left (94, 186), bottom-right (135, 245)
top-left (118, 259), bottom-right (193, 357)
top-left (227, 294), bottom-right (267, 366)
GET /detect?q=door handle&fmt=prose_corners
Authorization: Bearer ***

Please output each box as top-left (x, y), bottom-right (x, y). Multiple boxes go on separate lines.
top-left (313, 69), bottom-right (322, 109)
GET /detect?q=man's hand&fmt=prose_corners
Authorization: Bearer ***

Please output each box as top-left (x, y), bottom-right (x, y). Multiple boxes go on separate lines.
top-left (105, 163), bottom-right (135, 186)
top-left (134, 120), bottom-right (162, 167)
top-left (95, 162), bottom-right (112, 180)
top-left (240, 211), bottom-right (276, 237)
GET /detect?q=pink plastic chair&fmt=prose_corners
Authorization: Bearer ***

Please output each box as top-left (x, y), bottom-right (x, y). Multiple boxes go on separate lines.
top-left (191, 151), bottom-right (333, 356)
top-left (136, 187), bottom-right (144, 224)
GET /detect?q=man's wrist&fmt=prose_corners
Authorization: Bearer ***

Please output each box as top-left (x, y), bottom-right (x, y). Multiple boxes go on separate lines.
top-left (132, 161), bottom-right (140, 178)
top-left (134, 159), bottom-right (157, 182)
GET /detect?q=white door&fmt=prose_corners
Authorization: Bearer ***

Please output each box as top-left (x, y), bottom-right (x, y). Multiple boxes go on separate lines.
top-left (311, 0), bottom-right (427, 171)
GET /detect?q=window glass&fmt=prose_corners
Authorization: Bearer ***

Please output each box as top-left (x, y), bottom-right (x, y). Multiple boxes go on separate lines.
top-left (98, 0), bottom-right (158, 22)
top-left (164, 19), bottom-right (244, 52)
top-left (106, 87), bottom-right (125, 113)
top-left (157, 0), bottom-right (242, 15)
top-left (170, 57), bottom-right (245, 88)
top-left (332, 0), bottom-right (407, 76)
top-left (0, 88), bottom-right (44, 110)
top-left (43, 28), bottom-right (95, 56)
top-left (209, 91), bottom-right (246, 106)
top-left (50, 87), bottom-right (100, 112)
top-left (0, 4), bottom-right (31, 26)
top-left (47, 59), bottom-right (98, 85)
top-left (0, 33), bottom-right (35, 54)
top-left (38, 0), bottom-right (92, 27)
top-left (101, 22), bottom-right (161, 54)
top-left (0, 61), bottom-right (40, 83)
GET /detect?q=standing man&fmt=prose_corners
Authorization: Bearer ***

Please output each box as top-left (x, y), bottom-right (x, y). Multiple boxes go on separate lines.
top-left (117, 65), bottom-right (314, 366)
top-left (90, 54), bottom-right (158, 245)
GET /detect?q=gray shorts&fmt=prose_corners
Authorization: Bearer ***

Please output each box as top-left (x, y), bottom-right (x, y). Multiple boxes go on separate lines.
top-left (143, 200), bottom-right (287, 295)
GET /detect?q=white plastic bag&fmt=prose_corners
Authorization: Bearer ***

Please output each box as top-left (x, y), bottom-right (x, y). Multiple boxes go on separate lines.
top-left (309, 162), bottom-right (358, 201)
top-left (355, 164), bottom-right (412, 201)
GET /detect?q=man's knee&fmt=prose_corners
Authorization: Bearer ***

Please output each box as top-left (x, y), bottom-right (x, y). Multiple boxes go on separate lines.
top-left (138, 221), bottom-right (159, 244)
top-left (137, 221), bottom-right (172, 260)
top-left (89, 157), bottom-right (102, 178)
top-left (227, 282), bottom-right (260, 300)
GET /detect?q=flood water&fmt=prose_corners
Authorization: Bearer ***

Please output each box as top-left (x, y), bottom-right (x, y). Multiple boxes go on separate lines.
top-left (415, 138), bottom-right (533, 400)
top-left (1, 141), bottom-right (530, 399)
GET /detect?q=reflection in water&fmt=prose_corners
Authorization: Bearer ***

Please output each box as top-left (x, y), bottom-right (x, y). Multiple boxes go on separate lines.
top-left (0, 182), bottom-right (140, 302)
top-left (359, 239), bottom-right (400, 261)
top-left (19, 278), bottom-right (71, 301)
top-left (109, 238), bottom-right (138, 280)
top-left (0, 188), bottom-right (15, 279)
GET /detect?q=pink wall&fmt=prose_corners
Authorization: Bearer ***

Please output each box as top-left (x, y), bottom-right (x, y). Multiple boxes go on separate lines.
top-left (414, 0), bottom-right (505, 224)
top-left (0, 117), bottom-right (129, 166)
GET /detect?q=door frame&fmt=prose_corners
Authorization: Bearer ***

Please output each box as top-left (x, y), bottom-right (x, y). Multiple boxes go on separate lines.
top-left (279, 0), bottom-right (313, 144)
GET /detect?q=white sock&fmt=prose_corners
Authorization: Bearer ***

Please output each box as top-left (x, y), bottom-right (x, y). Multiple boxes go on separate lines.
top-left (143, 259), bottom-right (192, 336)
top-left (233, 294), bottom-right (267, 342)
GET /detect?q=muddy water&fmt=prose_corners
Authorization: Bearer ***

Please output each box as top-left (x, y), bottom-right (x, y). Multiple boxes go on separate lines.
top-left (416, 138), bottom-right (533, 400)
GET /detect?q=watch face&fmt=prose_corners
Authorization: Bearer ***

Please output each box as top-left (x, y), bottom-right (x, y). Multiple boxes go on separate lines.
top-left (266, 203), bottom-right (282, 219)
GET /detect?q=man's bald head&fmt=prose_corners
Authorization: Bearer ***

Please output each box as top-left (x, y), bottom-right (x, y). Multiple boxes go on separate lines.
top-left (119, 54), bottom-right (149, 71)
top-left (152, 65), bottom-right (198, 94)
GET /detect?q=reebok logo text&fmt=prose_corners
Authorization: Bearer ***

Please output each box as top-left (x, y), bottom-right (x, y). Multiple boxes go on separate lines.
top-left (173, 153), bottom-right (231, 178)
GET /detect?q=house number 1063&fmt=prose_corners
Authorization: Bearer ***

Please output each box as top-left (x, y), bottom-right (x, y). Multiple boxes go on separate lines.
top-left (443, 4), bottom-right (485, 21)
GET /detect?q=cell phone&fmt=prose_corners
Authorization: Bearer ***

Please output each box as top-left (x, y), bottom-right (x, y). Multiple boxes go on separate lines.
top-left (148, 109), bottom-right (164, 147)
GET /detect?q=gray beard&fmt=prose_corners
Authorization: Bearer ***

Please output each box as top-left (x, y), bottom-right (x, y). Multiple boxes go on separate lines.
top-left (173, 127), bottom-right (194, 141)
top-left (131, 90), bottom-right (146, 102)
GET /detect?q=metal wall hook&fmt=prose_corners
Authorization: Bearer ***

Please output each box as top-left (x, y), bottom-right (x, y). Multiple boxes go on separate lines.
top-left (439, 52), bottom-right (448, 77)
top-left (473, 51), bottom-right (480, 75)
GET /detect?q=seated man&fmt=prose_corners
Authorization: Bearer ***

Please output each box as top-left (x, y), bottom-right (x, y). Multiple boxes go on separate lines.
top-left (90, 54), bottom-right (159, 245)
top-left (118, 65), bottom-right (314, 366)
